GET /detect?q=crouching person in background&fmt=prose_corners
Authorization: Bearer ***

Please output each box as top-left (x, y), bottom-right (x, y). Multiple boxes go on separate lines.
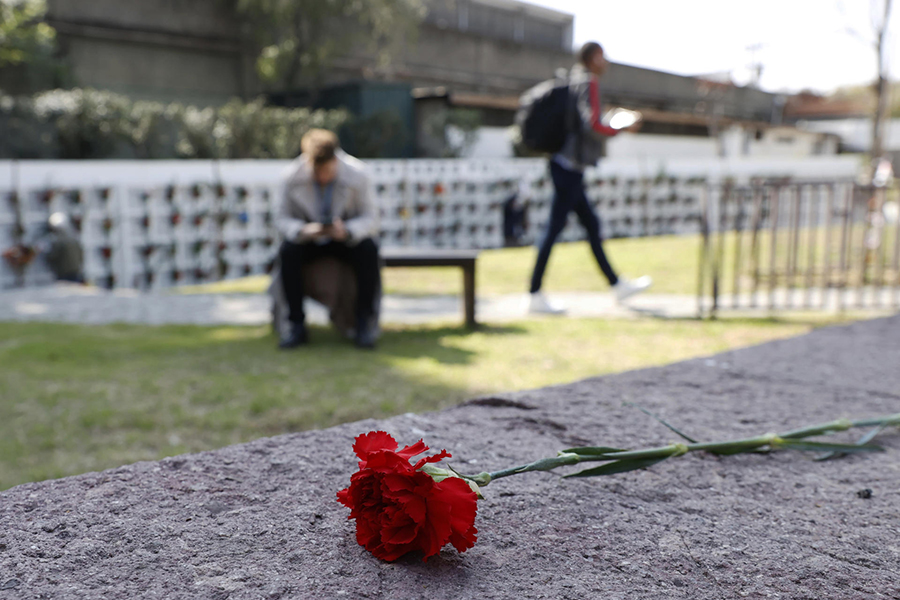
top-left (276, 129), bottom-right (380, 349)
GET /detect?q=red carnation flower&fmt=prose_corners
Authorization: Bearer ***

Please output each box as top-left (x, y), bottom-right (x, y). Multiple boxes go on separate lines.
top-left (337, 431), bottom-right (478, 562)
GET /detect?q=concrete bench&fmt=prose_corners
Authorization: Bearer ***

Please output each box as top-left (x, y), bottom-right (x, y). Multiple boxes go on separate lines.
top-left (381, 248), bottom-right (479, 328)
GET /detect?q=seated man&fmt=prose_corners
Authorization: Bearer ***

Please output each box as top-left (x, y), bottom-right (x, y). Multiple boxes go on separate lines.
top-left (276, 129), bottom-right (380, 349)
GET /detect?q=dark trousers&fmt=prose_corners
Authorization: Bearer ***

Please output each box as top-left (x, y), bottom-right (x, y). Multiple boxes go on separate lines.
top-left (529, 160), bottom-right (618, 293)
top-left (279, 238), bottom-right (381, 325)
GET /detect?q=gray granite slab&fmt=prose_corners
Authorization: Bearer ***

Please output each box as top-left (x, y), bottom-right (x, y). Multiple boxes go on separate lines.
top-left (1, 316), bottom-right (899, 599)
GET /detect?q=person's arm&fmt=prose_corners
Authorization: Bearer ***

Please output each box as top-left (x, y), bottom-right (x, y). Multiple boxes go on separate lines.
top-left (579, 79), bottom-right (619, 138)
top-left (276, 176), bottom-right (322, 243)
top-left (342, 171), bottom-right (378, 242)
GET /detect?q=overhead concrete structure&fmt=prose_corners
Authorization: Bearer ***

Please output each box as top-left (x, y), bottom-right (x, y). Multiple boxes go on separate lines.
top-left (37, 0), bottom-right (576, 105)
top-left (43, 0), bottom-right (257, 106)
top-left (27, 0), bottom-right (786, 159)
top-left (39, 0), bottom-right (776, 118)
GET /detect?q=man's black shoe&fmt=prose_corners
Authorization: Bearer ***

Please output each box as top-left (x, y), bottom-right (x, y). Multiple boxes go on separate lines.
top-left (279, 323), bottom-right (308, 349)
top-left (355, 319), bottom-right (377, 350)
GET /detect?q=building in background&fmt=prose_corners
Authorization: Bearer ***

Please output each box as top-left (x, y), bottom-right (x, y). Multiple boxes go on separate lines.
top-left (8, 0), bottom-right (845, 161)
top-left (40, 0), bottom-right (256, 106)
top-left (785, 92), bottom-right (899, 169)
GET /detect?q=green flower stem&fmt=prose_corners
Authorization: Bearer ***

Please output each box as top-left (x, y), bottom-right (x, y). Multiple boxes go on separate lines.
top-left (485, 452), bottom-right (582, 482)
top-left (482, 436), bottom-right (773, 485)
top-left (466, 413), bottom-right (900, 488)
top-left (779, 418), bottom-right (854, 439)
top-left (779, 413), bottom-right (900, 438)
top-left (850, 413), bottom-right (900, 428)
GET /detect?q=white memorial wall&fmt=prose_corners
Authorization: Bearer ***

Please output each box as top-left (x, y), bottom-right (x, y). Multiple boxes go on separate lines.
top-left (0, 156), bottom-right (860, 290)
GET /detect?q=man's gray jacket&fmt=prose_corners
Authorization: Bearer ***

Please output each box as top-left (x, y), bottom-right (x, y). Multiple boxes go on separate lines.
top-left (276, 150), bottom-right (377, 246)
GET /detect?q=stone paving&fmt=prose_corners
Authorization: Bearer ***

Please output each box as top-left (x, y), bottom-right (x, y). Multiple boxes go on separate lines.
top-left (0, 283), bottom-right (701, 326)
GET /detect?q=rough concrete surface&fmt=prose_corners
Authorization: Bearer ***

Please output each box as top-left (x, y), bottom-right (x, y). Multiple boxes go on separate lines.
top-left (1, 316), bottom-right (899, 599)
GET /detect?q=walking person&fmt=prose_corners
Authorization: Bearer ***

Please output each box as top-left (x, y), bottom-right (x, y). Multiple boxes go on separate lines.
top-left (528, 42), bottom-right (651, 314)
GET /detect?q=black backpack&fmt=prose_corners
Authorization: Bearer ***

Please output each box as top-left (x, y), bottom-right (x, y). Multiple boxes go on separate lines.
top-left (515, 75), bottom-right (573, 154)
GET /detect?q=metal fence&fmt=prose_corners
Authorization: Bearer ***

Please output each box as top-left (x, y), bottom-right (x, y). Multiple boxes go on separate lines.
top-left (698, 179), bottom-right (900, 317)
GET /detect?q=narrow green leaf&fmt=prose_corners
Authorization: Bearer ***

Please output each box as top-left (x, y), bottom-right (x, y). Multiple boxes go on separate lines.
top-left (562, 446), bottom-right (625, 456)
top-left (563, 457), bottom-right (668, 478)
top-left (625, 402), bottom-right (700, 444)
top-left (816, 426), bottom-right (885, 461)
top-left (707, 447), bottom-right (767, 456)
top-left (777, 439), bottom-right (883, 453)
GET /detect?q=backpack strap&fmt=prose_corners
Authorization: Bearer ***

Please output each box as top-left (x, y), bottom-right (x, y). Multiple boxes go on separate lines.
top-left (565, 69), bottom-right (584, 166)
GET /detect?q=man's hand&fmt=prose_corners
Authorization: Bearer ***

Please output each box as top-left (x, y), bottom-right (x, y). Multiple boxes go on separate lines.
top-left (326, 218), bottom-right (349, 242)
top-left (301, 222), bottom-right (325, 239)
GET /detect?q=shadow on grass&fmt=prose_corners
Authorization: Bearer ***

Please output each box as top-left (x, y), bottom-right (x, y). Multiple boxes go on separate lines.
top-left (0, 313), bottom-right (859, 491)
top-left (0, 321), bottom-right (526, 490)
top-left (377, 323), bottom-right (528, 365)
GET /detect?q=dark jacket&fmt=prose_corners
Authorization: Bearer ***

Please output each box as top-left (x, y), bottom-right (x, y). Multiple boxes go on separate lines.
top-left (556, 64), bottom-right (619, 171)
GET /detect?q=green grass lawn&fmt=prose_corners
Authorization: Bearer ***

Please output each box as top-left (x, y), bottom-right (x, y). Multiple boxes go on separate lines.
top-left (182, 227), bottom-right (900, 299)
top-left (0, 313), bottom-right (866, 490)
top-left (179, 235), bottom-right (704, 297)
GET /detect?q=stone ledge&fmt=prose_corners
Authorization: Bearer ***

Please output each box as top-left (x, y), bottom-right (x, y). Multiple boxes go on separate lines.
top-left (2, 316), bottom-right (899, 599)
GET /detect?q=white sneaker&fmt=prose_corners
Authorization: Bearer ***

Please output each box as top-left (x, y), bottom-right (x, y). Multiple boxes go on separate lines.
top-left (528, 292), bottom-right (567, 315)
top-left (613, 276), bottom-right (652, 303)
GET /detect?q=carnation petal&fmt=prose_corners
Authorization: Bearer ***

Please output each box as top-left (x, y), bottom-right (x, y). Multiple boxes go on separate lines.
top-left (381, 473), bottom-right (415, 493)
top-left (353, 431), bottom-right (398, 463)
top-left (435, 477), bottom-right (478, 552)
top-left (437, 477), bottom-right (478, 525)
top-left (381, 474), bottom-right (428, 522)
top-left (376, 542), bottom-right (415, 562)
top-left (412, 449), bottom-right (452, 471)
top-left (396, 439), bottom-right (428, 460)
top-left (362, 449), bottom-right (416, 474)
top-left (448, 525), bottom-right (478, 553)
top-left (356, 518), bottom-right (381, 549)
top-left (419, 497), bottom-right (454, 558)
top-left (415, 518), bottom-right (448, 560)
top-left (383, 517), bottom-right (419, 545)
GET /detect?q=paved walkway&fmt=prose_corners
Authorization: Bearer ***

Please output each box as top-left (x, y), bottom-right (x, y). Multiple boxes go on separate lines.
top-left (0, 283), bottom-right (702, 326)
top-left (3, 284), bottom-right (895, 327)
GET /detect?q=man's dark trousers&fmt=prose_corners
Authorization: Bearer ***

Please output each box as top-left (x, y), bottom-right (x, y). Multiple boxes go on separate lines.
top-left (529, 160), bottom-right (618, 293)
top-left (279, 238), bottom-right (381, 325)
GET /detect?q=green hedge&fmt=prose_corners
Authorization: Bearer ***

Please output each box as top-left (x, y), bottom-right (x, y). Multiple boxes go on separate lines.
top-left (0, 88), bottom-right (350, 159)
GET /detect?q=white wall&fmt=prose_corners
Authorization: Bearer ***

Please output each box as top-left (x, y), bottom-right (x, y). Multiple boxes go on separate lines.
top-left (459, 126), bottom-right (845, 163)
top-left (0, 156), bottom-right (864, 290)
top-left (0, 155), bottom-right (862, 193)
top-left (607, 133), bottom-right (720, 160)
top-left (746, 127), bottom-right (838, 158)
top-left (457, 126), bottom-right (516, 159)
top-left (798, 118), bottom-right (900, 153)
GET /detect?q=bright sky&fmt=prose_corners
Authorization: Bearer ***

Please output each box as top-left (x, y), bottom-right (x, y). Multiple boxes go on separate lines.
top-left (525, 0), bottom-right (898, 94)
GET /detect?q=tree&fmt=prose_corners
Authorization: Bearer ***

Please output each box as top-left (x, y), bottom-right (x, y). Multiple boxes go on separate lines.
top-left (870, 0), bottom-right (893, 167)
top-left (0, 0), bottom-right (55, 68)
top-left (842, 0), bottom-right (894, 169)
top-left (231, 0), bottom-right (425, 89)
